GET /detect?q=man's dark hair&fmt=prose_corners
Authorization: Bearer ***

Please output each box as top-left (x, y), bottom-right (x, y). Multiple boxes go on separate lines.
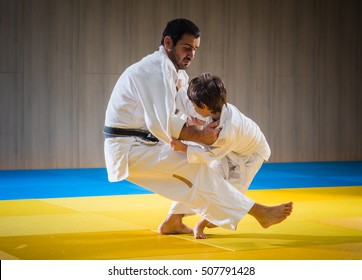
top-left (187, 73), bottom-right (227, 114)
top-left (161, 18), bottom-right (200, 46)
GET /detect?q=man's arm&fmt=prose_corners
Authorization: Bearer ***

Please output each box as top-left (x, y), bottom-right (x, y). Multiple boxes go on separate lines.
top-left (178, 121), bottom-right (220, 145)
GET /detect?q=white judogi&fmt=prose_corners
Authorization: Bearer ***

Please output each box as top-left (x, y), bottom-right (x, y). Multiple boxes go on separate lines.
top-left (104, 46), bottom-right (255, 230)
top-left (169, 103), bottom-right (271, 216)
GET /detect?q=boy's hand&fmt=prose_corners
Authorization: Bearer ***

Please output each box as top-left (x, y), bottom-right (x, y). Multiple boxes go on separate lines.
top-left (176, 79), bottom-right (185, 91)
top-left (170, 137), bottom-right (187, 152)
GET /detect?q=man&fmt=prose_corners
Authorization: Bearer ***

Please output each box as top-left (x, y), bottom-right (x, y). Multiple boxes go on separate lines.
top-left (104, 19), bottom-right (292, 235)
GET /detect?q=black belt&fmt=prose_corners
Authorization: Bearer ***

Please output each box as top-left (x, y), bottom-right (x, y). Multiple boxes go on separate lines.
top-left (103, 126), bottom-right (159, 143)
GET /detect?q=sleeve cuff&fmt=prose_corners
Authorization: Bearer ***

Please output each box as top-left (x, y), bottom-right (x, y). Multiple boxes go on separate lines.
top-left (170, 115), bottom-right (186, 138)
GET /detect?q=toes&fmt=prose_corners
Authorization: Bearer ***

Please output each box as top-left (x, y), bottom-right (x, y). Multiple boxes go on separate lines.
top-left (194, 233), bottom-right (207, 239)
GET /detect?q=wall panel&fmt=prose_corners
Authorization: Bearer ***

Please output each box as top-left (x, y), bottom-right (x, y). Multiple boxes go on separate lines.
top-left (0, 0), bottom-right (24, 72)
top-left (0, 0), bottom-right (361, 169)
top-left (78, 74), bottom-right (119, 166)
top-left (0, 73), bottom-right (24, 169)
top-left (23, 0), bottom-right (79, 168)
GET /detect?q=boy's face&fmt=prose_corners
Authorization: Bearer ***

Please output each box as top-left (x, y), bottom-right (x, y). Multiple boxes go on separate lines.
top-left (192, 101), bottom-right (212, 118)
top-left (164, 34), bottom-right (200, 70)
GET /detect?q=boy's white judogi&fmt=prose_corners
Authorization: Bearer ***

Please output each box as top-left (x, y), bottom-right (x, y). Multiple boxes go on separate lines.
top-left (104, 46), bottom-right (255, 230)
top-left (169, 103), bottom-right (271, 216)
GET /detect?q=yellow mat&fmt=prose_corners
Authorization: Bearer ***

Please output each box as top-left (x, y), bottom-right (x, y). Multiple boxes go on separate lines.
top-left (0, 187), bottom-right (361, 260)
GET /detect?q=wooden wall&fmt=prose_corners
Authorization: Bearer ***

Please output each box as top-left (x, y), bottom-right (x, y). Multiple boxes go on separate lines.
top-left (0, 0), bottom-right (361, 169)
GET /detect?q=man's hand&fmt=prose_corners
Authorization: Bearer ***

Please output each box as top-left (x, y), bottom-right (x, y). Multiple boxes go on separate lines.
top-left (178, 120), bottom-right (220, 145)
top-left (200, 121), bottom-right (220, 145)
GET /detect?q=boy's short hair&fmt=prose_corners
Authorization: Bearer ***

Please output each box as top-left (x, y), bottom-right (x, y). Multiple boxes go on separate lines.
top-left (161, 18), bottom-right (200, 46)
top-left (187, 73), bottom-right (227, 114)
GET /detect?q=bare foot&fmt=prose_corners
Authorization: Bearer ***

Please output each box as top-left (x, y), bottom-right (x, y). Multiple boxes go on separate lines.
top-left (194, 219), bottom-right (218, 239)
top-left (194, 219), bottom-right (209, 239)
top-left (158, 214), bottom-right (193, 235)
top-left (249, 202), bottom-right (293, 228)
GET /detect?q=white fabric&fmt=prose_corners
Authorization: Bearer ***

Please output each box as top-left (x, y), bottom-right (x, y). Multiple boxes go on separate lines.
top-left (105, 46), bottom-right (185, 180)
top-left (187, 104), bottom-right (270, 162)
top-left (169, 103), bottom-right (270, 216)
top-left (104, 46), bottom-right (255, 230)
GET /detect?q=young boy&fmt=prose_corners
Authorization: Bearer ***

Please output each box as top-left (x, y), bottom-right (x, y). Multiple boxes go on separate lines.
top-left (170, 73), bottom-right (273, 239)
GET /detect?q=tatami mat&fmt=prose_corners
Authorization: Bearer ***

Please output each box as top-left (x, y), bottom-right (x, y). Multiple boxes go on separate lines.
top-left (0, 187), bottom-right (361, 260)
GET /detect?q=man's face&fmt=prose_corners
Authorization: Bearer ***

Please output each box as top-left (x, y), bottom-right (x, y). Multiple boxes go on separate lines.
top-left (165, 34), bottom-right (200, 70)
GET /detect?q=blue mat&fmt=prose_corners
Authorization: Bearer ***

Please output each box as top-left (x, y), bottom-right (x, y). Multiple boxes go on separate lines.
top-left (0, 161), bottom-right (361, 200)
top-left (252, 161), bottom-right (362, 189)
top-left (0, 168), bottom-right (152, 200)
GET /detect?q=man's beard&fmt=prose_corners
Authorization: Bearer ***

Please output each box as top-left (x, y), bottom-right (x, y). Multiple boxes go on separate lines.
top-left (170, 48), bottom-right (190, 70)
